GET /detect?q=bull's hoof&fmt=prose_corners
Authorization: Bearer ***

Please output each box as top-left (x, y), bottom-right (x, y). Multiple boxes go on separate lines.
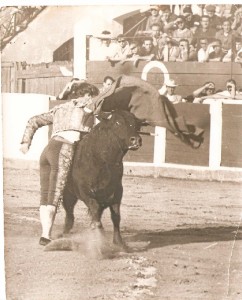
top-left (39, 237), bottom-right (51, 246)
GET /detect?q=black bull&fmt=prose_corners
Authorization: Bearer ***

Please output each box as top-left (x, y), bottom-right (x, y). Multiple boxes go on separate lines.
top-left (62, 110), bottom-right (142, 246)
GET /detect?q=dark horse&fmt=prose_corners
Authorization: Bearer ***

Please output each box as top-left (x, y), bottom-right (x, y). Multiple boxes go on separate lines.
top-left (62, 110), bottom-right (142, 246)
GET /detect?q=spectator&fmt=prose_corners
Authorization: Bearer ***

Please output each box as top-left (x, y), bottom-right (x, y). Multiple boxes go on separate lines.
top-left (176, 39), bottom-right (190, 61)
top-left (231, 7), bottom-right (242, 31)
top-left (90, 30), bottom-right (116, 61)
top-left (119, 40), bottom-right (142, 65)
top-left (159, 5), bottom-right (178, 35)
top-left (192, 15), bottom-right (216, 47)
top-left (145, 5), bottom-right (163, 31)
top-left (172, 15), bottom-right (193, 44)
top-left (189, 81), bottom-right (216, 103)
top-left (159, 37), bottom-right (179, 61)
top-left (205, 39), bottom-right (225, 61)
top-left (221, 37), bottom-right (241, 62)
top-left (99, 76), bottom-right (115, 93)
top-left (190, 20), bottom-right (200, 36)
top-left (215, 18), bottom-right (238, 53)
top-left (159, 78), bottom-right (186, 104)
top-left (216, 4), bottom-right (233, 18)
top-left (108, 34), bottom-right (130, 62)
top-left (150, 23), bottom-right (167, 49)
top-left (197, 38), bottom-right (213, 62)
top-left (234, 38), bottom-right (242, 62)
top-left (182, 6), bottom-right (201, 30)
top-left (139, 37), bottom-right (157, 60)
top-left (204, 5), bottom-right (222, 31)
top-left (199, 79), bottom-right (242, 101)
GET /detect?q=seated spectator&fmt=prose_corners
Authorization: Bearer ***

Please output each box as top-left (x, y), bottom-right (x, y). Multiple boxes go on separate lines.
top-left (206, 39), bottom-right (225, 62)
top-left (192, 15), bottom-right (216, 47)
top-left (172, 16), bottom-right (193, 44)
top-left (199, 79), bottom-right (242, 101)
top-left (89, 30), bottom-right (116, 61)
top-left (215, 18), bottom-right (238, 54)
top-left (99, 76), bottom-right (115, 93)
top-left (182, 6), bottom-right (201, 30)
top-left (108, 34), bottom-right (130, 62)
top-left (234, 38), bottom-right (242, 62)
top-left (159, 37), bottom-right (179, 61)
top-left (119, 40), bottom-right (142, 65)
top-left (150, 23), bottom-right (167, 49)
top-left (159, 78), bottom-right (186, 104)
top-left (188, 81), bottom-right (216, 103)
top-left (139, 37), bottom-right (157, 60)
top-left (159, 5), bottom-right (178, 35)
top-left (204, 5), bottom-right (222, 31)
top-left (197, 38), bottom-right (213, 62)
top-left (216, 4), bottom-right (233, 18)
top-left (145, 5), bottom-right (163, 31)
top-left (190, 20), bottom-right (200, 36)
top-left (231, 7), bottom-right (242, 31)
top-left (176, 39), bottom-right (190, 61)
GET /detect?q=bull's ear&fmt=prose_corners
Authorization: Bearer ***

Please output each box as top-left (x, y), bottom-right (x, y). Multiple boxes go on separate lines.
top-left (95, 111), bottom-right (112, 121)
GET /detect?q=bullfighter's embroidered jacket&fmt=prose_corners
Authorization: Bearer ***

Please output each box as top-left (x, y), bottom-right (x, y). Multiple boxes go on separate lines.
top-left (21, 98), bottom-right (95, 146)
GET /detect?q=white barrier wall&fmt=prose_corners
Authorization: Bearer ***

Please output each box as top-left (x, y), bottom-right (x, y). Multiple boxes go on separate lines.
top-left (2, 93), bottom-right (50, 161)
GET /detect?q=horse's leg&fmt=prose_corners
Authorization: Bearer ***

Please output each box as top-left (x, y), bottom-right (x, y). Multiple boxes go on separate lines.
top-left (110, 184), bottom-right (123, 246)
top-left (62, 189), bottom-right (78, 234)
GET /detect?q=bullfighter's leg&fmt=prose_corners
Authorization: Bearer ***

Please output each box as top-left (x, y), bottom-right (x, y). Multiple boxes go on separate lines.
top-left (39, 143), bottom-right (58, 246)
top-left (62, 189), bottom-right (78, 234)
top-left (39, 140), bottom-right (75, 246)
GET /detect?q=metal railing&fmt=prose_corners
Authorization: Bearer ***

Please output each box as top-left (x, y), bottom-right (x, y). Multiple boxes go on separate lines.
top-left (0, 6), bottom-right (46, 50)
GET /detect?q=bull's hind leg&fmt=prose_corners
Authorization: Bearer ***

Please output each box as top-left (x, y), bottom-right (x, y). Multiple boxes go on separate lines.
top-left (62, 190), bottom-right (78, 234)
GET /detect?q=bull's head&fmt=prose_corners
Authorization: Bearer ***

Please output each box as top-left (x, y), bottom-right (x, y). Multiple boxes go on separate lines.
top-left (96, 110), bottom-right (142, 151)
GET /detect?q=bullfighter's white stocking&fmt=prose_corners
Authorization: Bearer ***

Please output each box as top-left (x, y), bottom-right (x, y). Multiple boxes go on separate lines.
top-left (39, 205), bottom-right (56, 240)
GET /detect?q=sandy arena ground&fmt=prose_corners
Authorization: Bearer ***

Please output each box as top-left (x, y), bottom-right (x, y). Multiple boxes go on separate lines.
top-left (3, 167), bottom-right (242, 300)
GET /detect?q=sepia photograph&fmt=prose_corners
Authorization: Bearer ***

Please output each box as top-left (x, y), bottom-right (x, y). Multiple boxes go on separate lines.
top-left (1, 1), bottom-right (242, 299)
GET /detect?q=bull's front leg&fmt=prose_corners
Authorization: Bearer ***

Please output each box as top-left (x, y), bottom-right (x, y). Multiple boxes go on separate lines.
top-left (110, 203), bottom-right (123, 246)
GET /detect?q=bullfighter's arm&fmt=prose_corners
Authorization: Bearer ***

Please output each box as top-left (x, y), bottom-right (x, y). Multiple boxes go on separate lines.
top-left (20, 112), bottom-right (53, 150)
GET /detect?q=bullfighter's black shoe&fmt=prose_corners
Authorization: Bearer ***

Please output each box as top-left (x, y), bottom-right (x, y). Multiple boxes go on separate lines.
top-left (39, 237), bottom-right (51, 246)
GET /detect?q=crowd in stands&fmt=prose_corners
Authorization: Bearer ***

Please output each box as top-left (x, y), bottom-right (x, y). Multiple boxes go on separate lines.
top-left (89, 4), bottom-right (242, 64)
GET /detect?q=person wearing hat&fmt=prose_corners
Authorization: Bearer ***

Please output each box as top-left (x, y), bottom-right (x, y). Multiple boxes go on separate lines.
top-left (205, 5), bottom-right (222, 31)
top-left (159, 78), bottom-right (185, 104)
top-left (89, 30), bottom-right (116, 61)
top-left (145, 5), bottom-right (163, 31)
